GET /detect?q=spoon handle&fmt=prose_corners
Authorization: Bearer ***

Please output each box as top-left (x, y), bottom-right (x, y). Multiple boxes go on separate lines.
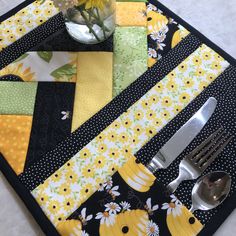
top-left (189, 205), bottom-right (197, 213)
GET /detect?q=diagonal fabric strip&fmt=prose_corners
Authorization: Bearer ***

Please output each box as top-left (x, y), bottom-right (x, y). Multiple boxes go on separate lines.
top-left (113, 26), bottom-right (148, 97)
top-left (116, 2), bottom-right (147, 26)
top-left (0, 51), bottom-right (77, 82)
top-left (0, 115), bottom-right (33, 175)
top-left (0, 81), bottom-right (37, 115)
top-left (24, 82), bottom-right (75, 170)
top-left (0, 0), bottom-right (58, 51)
top-left (72, 52), bottom-right (113, 131)
top-left (0, 13), bottom-right (65, 70)
top-left (30, 44), bottom-right (229, 226)
top-left (19, 34), bottom-right (202, 190)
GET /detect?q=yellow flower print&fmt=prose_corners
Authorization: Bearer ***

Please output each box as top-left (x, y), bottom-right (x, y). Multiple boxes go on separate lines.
top-left (146, 109), bottom-right (157, 119)
top-left (148, 94), bottom-right (158, 104)
top-left (192, 56), bottom-right (202, 66)
top-left (206, 73), bottom-right (215, 81)
top-left (4, 28), bottom-right (12, 35)
top-left (141, 99), bottom-right (149, 109)
top-left (106, 132), bottom-right (117, 142)
top-left (155, 118), bottom-right (162, 127)
top-left (161, 96), bottom-right (172, 107)
top-left (36, 17), bottom-right (46, 25)
top-left (81, 165), bottom-right (95, 178)
top-left (7, 34), bottom-right (16, 42)
top-left (94, 156), bottom-right (106, 169)
top-left (168, 71), bottom-right (176, 80)
top-left (111, 121), bottom-right (121, 129)
top-left (65, 171), bottom-right (78, 183)
top-left (58, 185), bottom-right (72, 196)
top-left (211, 61), bottom-right (222, 70)
top-left (179, 92), bottom-right (191, 103)
top-left (173, 104), bottom-right (183, 114)
top-left (16, 26), bottom-right (26, 34)
top-left (203, 52), bottom-right (212, 60)
top-left (183, 77), bottom-right (194, 88)
top-left (166, 79), bottom-right (177, 91)
top-left (133, 125), bottom-right (143, 136)
top-left (33, 8), bottom-right (42, 15)
top-left (14, 17), bottom-right (22, 25)
top-left (51, 172), bottom-right (61, 182)
top-left (18, 9), bottom-right (28, 16)
top-left (178, 64), bottom-right (188, 73)
top-left (195, 68), bottom-right (205, 77)
top-left (198, 81), bottom-right (208, 90)
top-left (214, 53), bottom-right (222, 61)
top-left (48, 200), bottom-right (60, 213)
top-left (134, 110), bottom-right (144, 120)
top-left (98, 143), bottom-right (108, 153)
top-left (38, 194), bottom-right (49, 204)
top-left (161, 110), bottom-right (171, 120)
top-left (79, 148), bottom-right (91, 158)
top-left (81, 183), bottom-right (93, 196)
top-left (155, 82), bottom-right (164, 92)
top-left (123, 118), bottom-right (132, 129)
top-left (25, 19), bottom-right (34, 27)
top-left (62, 198), bottom-right (76, 212)
top-left (118, 132), bottom-right (129, 143)
top-left (108, 148), bottom-right (120, 160)
top-left (44, 8), bottom-right (53, 17)
top-left (145, 126), bottom-right (156, 138)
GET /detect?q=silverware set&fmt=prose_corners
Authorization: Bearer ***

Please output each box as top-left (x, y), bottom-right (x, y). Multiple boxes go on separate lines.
top-left (146, 97), bottom-right (233, 212)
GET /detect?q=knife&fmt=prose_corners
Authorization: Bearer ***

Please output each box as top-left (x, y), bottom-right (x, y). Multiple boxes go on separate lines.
top-left (147, 97), bottom-right (217, 172)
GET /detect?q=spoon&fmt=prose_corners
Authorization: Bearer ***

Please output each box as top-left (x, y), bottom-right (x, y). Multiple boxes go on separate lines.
top-left (190, 171), bottom-right (231, 213)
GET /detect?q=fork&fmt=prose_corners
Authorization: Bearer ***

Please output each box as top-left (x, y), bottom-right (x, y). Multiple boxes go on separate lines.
top-left (167, 127), bottom-right (233, 193)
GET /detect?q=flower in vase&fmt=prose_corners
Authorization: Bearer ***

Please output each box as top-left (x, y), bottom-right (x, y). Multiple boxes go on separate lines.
top-left (78, 0), bottom-right (109, 10)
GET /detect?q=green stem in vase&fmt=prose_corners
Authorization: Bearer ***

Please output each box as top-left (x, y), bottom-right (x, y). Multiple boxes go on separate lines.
top-left (95, 7), bottom-right (106, 39)
top-left (77, 8), bottom-right (101, 42)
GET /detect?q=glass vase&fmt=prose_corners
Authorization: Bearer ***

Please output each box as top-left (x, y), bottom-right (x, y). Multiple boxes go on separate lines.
top-left (63, 0), bottom-right (116, 44)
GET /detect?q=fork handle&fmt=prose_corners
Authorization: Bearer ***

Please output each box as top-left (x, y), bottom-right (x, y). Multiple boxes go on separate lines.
top-left (167, 168), bottom-right (192, 193)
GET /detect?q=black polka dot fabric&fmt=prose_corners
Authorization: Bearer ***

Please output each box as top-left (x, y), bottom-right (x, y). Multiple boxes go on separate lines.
top-left (0, 13), bottom-right (65, 70)
top-left (136, 65), bottom-right (236, 225)
top-left (19, 34), bottom-right (202, 190)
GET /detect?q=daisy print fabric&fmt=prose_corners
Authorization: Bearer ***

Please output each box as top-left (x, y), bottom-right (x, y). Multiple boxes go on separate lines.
top-left (147, 3), bottom-right (190, 67)
top-left (0, 51), bottom-right (77, 82)
top-left (61, 170), bottom-right (203, 236)
top-left (0, 0), bottom-right (58, 51)
top-left (31, 43), bottom-right (229, 228)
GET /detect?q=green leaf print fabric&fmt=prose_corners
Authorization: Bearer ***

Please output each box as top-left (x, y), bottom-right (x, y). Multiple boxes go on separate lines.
top-left (113, 27), bottom-right (148, 97)
top-left (0, 82), bottom-right (38, 115)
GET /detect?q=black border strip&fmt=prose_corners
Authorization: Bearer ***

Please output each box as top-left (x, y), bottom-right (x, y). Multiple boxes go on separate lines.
top-left (152, 0), bottom-right (236, 65)
top-left (0, 153), bottom-right (60, 236)
top-left (0, 0), bottom-right (35, 23)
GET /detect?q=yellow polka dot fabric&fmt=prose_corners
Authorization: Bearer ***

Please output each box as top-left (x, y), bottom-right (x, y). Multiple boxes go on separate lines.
top-left (0, 115), bottom-right (33, 175)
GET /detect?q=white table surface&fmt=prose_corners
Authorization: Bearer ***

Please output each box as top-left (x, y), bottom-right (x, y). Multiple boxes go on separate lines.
top-left (0, 0), bottom-right (236, 235)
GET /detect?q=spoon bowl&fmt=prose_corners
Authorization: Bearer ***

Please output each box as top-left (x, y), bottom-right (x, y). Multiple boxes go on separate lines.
top-left (190, 171), bottom-right (231, 213)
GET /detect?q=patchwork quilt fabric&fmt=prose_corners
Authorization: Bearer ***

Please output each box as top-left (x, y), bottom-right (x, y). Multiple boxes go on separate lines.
top-left (0, 0), bottom-right (236, 236)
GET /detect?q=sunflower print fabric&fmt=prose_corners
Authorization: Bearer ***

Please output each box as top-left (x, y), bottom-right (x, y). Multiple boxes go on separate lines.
top-left (31, 44), bottom-right (229, 227)
top-left (0, 0), bottom-right (59, 51)
top-left (64, 167), bottom-right (203, 236)
top-left (147, 3), bottom-right (190, 67)
top-left (0, 51), bottom-right (77, 82)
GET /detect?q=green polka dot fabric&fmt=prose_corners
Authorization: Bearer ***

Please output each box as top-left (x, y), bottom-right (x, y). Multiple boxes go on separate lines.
top-left (0, 82), bottom-right (38, 115)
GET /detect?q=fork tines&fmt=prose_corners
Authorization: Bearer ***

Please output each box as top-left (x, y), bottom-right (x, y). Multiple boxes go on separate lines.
top-left (186, 127), bottom-right (233, 170)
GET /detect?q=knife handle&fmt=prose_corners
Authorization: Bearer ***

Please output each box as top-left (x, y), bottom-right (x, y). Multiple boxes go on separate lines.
top-left (146, 153), bottom-right (164, 173)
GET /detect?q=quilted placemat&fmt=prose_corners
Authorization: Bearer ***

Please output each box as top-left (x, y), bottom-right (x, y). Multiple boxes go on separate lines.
top-left (0, 0), bottom-right (236, 235)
